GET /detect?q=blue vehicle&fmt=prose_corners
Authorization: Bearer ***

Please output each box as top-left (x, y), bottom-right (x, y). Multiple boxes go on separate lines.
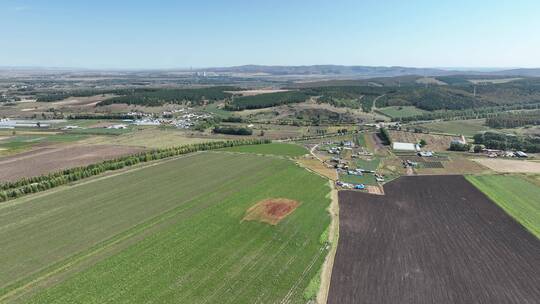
top-left (354, 184), bottom-right (365, 190)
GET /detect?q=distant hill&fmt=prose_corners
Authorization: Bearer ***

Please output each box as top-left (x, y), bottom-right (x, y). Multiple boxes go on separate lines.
top-left (199, 65), bottom-right (540, 78)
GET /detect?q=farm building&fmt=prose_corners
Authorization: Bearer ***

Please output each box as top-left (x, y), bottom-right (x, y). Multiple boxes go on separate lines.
top-left (392, 142), bottom-right (420, 151)
top-left (515, 151), bottom-right (528, 158)
top-left (451, 135), bottom-right (467, 145)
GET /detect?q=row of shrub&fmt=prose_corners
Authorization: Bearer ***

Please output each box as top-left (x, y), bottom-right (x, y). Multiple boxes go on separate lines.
top-left (0, 139), bottom-right (270, 203)
top-left (377, 127), bottom-right (392, 145)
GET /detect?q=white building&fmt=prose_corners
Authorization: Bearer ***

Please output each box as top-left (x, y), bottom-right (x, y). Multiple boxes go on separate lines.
top-left (392, 142), bottom-right (420, 151)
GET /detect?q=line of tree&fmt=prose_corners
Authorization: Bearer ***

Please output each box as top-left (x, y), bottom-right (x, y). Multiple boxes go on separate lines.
top-left (224, 91), bottom-right (310, 111)
top-left (67, 113), bottom-right (144, 120)
top-left (449, 142), bottom-right (471, 151)
top-left (213, 126), bottom-right (253, 135)
top-left (473, 132), bottom-right (540, 152)
top-left (377, 127), bottom-right (392, 145)
top-left (0, 139), bottom-right (270, 203)
top-left (485, 110), bottom-right (540, 128)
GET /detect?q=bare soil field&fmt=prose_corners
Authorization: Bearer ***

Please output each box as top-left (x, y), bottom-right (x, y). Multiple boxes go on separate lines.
top-left (390, 130), bottom-right (461, 151)
top-left (328, 175), bottom-right (540, 304)
top-left (473, 158), bottom-right (540, 173)
top-left (0, 144), bottom-right (144, 182)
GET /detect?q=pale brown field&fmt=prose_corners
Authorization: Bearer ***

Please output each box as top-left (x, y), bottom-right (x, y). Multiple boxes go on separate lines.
top-left (472, 158), bottom-right (540, 173)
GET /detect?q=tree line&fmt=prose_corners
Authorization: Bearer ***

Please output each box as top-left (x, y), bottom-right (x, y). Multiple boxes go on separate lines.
top-left (377, 127), bottom-right (392, 145)
top-left (213, 126), bottom-right (253, 135)
top-left (473, 132), bottom-right (540, 152)
top-left (485, 110), bottom-right (540, 128)
top-left (67, 113), bottom-right (144, 120)
top-left (0, 139), bottom-right (270, 203)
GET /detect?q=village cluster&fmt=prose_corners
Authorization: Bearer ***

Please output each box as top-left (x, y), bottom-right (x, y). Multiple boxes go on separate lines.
top-left (319, 139), bottom-right (384, 191)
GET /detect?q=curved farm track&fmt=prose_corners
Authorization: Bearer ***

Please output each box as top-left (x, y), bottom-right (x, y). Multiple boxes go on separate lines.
top-left (328, 175), bottom-right (540, 304)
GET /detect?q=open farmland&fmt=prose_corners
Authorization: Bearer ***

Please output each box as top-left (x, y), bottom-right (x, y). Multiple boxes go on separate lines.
top-left (0, 144), bottom-right (145, 182)
top-left (472, 158), bottom-right (540, 173)
top-left (376, 106), bottom-right (428, 119)
top-left (415, 119), bottom-right (492, 137)
top-left (0, 132), bottom-right (87, 156)
top-left (328, 175), bottom-right (540, 304)
top-left (80, 127), bottom-right (218, 149)
top-left (0, 152), bottom-right (330, 303)
top-left (467, 175), bottom-right (540, 237)
top-left (219, 142), bottom-right (308, 157)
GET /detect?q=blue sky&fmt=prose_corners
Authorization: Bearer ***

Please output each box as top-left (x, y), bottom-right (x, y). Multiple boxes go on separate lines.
top-left (1, 0), bottom-right (539, 69)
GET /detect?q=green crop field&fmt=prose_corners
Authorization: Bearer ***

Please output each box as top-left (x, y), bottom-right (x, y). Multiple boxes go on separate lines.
top-left (220, 142), bottom-right (308, 157)
top-left (0, 152), bottom-right (330, 303)
top-left (377, 106), bottom-right (428, 118)
top-left (0, 133), bottom-right (88, 155)
top-left (467, 175), bottom-right (540, 238)
top-left (355, 158), bottom-right (380, 171)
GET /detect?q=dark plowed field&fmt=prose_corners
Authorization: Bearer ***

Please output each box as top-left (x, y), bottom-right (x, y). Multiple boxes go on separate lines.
top-left (328, 175), bottom-right (540, 304)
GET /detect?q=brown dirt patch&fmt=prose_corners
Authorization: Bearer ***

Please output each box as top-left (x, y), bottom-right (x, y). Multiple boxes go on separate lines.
top-left (243, 198), bottom-right (300, 225)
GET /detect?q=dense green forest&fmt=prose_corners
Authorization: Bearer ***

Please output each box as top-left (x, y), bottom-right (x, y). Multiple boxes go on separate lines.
top-left (98, 86), bottom-right (239, 106)
top-left (485, 110), bottom-right (540, 128)
top-left (305, 86), bottom-right (384, 112)
top-left (375, 87), bottom-right (491, 111)
top-left (473, 132), bottom-right (540, 152)
top-left (225, 91), bottom-right (310, 110)
top-left (213, 126), bottom-right (253, 135)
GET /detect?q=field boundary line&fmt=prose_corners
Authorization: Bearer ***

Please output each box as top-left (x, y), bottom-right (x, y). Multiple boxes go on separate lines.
top-left (316, 181), bottom-right (340, 304)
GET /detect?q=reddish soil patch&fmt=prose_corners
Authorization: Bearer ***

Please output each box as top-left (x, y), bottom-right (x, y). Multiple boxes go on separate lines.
top-left (0, 144), bottom-right (145, 182)
top-left (243, 198), bottom-right (300, 225)
top-left (328, 176), bottom-right (540, 304)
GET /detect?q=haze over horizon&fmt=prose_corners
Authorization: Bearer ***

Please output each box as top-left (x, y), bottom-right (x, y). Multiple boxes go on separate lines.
top-left (1, 0), bottom-right (539, 69)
